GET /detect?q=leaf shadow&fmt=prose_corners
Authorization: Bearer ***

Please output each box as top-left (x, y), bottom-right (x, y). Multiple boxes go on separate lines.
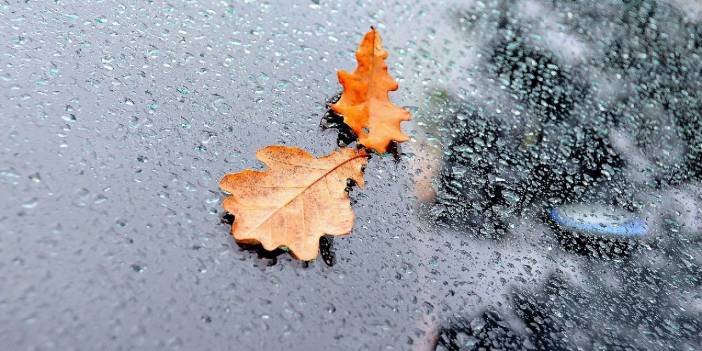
top-left (320, 92), bottom-right (358, 147)
top-left (220, 212), bottom-right (336, 266)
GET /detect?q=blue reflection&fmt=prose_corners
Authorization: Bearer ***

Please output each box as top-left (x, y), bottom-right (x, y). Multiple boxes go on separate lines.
top-left (549, 207), bottom-right (648, 238)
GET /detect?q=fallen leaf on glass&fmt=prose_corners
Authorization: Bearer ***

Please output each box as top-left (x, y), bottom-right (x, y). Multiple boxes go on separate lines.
top-left (219, 146), bottom-right (367, 260)
top-left (331, 27), bottom-right (411, 153)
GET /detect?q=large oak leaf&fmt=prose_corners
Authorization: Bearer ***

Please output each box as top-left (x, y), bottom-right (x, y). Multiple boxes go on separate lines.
top-left (219, 146), bottom-right (367, 260)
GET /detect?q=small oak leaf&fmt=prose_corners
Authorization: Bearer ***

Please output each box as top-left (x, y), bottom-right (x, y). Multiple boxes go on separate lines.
top-left (219, 146), bottom-right (367, 261)
top-left (331, 27), bottom-right (411, 153)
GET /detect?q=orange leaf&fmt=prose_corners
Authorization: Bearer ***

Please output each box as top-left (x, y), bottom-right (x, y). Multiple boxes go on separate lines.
top-left (219, 146), bottom-right (368, 261)
top-left (331, 28), bottom-right (411, 153)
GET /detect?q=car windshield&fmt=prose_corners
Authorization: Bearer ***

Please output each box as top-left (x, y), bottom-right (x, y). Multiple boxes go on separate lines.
top-left (2, 1), bottom-right (701, 350)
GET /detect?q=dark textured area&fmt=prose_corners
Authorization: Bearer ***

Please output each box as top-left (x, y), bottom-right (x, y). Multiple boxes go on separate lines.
top-left (428, 1), bottom-right (702, 350)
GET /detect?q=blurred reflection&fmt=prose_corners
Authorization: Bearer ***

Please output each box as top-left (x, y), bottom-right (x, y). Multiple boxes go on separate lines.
top-left (411, 0), bottom-right (702, 349)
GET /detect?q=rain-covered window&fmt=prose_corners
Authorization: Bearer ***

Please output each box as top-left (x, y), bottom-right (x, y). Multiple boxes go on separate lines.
top-left (2, 1), bottom-right (701, 350)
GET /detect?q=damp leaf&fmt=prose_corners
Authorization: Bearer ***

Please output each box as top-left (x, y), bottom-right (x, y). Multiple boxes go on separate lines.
top-left (219, 146), bottom-right (368, 261)
top-left (331, 27), bottom-right (411, 153)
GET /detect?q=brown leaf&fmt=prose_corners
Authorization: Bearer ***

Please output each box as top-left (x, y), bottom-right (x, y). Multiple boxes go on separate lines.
top-left (331, 28), bottom-right (411, 153)
top-left (219, 146), bottom-right (368, 261)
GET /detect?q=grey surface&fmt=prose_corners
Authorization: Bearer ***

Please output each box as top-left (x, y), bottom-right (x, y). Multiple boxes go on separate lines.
top-left (1, 1), bottom-right (701, 350)
top-left (0, 1), bottom-right (427, 350)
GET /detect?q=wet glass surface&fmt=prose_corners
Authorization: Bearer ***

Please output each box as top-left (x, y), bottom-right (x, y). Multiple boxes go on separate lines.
top-left (1, 1), bottom-right (701, 350)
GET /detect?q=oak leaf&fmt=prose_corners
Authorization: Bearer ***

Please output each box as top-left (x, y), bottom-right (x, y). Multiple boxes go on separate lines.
top-left (219, 146), bottom-right (368, 261)
top-left (331, 28), bottom-right (411, 153)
